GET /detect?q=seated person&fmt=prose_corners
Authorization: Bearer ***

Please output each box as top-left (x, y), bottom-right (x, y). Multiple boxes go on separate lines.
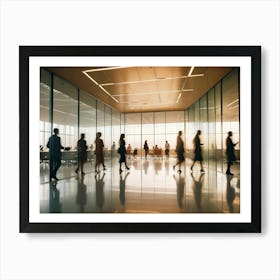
top-left (133, 148), bottom-right (138, 159)
top-left (153, 145), bottom-right (161, 157)
top-left (126, 144), bottom-right (132, 159)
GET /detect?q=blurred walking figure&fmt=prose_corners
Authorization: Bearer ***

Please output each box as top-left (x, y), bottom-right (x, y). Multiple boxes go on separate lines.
top-left (165, 140), bottom-right (170, 159)
top-left (143, 140), bottom-right (149, 160)
top-left (190, 130), bottom-right (205, 173)
top-left (111, 141), bottom-right (116, 157)
top-left (75, 133), bottom-right (88, 175)
top-left (47, 128), bottom-right (64, 181)
top-left (118, 134), bottom-right (130, 173)
top-left (94, 132), bottom-right (106, 173)
top-left (127, 144), bottom-right (132, 160)
top-left (173, 131), bottom-right (185, 173)
top-left (226, 131), bottom-right (238, 175)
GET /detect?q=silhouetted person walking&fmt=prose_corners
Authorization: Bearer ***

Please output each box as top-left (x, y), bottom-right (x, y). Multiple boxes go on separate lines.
top-left (95, 132), bottom-right (106, 173)
top-left (118, 133), bottom-right (130, 173)
top-left (165, 140), bottom-right (170, 159)
top-left (143, 140), bottom-right (149, 160)
top-left (173, 131), bottom-right (185, 173)
top-left (190, 130), bottom-right (205, 173)
top-left (47, 128), bottom-right (64, 181)
top-left (75, 133), bottom-right (87, 175)
top-left (226, 131), bottom-right (238, 175)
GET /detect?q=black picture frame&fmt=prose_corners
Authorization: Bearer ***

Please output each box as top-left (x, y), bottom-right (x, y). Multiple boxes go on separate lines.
top-left (20, 46), bottom-right (261, 233)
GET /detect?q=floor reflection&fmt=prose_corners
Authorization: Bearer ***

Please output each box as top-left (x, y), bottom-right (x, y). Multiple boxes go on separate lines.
top-left (95, 173), bottom-right (105, 211)
top-left (40, 157), bottom-right (240, 214)
top-left (76, 175), bottom-right (87, 213)
top-left (49, 181), bottom-right (61, 213)
top-left (191, 173), bottom-right (204, 211)
top-left (119, 172), bottom-right (130, 207)
top-left (173, 173), bottom-right (185, 209)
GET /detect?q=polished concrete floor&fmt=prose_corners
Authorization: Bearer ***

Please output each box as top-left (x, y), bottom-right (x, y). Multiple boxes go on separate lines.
top-left (40, 156), bottom-right (240, 214)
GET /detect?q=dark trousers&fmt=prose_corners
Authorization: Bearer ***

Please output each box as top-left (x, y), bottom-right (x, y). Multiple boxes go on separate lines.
top-left (49, 157), bottom-right (61, 178)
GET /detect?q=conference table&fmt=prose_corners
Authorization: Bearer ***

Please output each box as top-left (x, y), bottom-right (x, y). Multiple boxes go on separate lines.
top-left (40, 150), bottom-right (112, 166)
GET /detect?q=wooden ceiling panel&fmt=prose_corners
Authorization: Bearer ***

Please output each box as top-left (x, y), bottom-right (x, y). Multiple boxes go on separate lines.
top-left (46, 66), bottom-right (233, 113)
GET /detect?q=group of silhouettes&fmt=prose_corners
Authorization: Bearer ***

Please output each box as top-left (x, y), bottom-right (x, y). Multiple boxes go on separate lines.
top-left (47, 129), bottom-right (131, 180)
top-left (172, 130), bottom-right (238, 175)
top-left (46, 128), bottom-right (238, 181)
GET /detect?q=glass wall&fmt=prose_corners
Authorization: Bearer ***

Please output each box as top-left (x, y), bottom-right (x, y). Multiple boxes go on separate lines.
top-left (53, 75), bottom-right (79, 149)
top-left (40, 69), bottom-right (51, 147)
top-left (185, 68), bottom-right (240, 172)
top-left (123, 111), bottom-right (184, 157)
top-left (40, 68), bottom-right (123, 183)
top-left (79, 89), bottom-right (97, 149)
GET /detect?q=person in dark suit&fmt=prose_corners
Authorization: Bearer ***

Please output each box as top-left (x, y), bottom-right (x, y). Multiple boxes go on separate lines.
top-left (226, 131), bottom-right (238, 175)
top-left (47, 128), bottom-right (64, 181)
top-left (75, 133), bottom-right (88, 175)
top-left (190, 130), bottom-right (205, 173)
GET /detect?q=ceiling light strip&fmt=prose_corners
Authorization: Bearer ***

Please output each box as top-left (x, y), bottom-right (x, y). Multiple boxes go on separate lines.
top-left (130, 102), bottom-right (178, 107)
top-left (100, 75), bottom-right (190, 87)
top-left (188, 66), bottom-right (204, 77)
top-left (84, 66), bottom-right (133, 73)
top-left (176, 93), bottom-right (182, 103)
top-left (82, 71), bottom-right (119, 103)
top-left (112, 88), bottom-right (193, 97)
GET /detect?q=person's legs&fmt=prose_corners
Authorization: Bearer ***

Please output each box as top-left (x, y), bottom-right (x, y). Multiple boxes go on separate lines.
top-left (125, 158), bottom-right (130, 170)
top-left (178, 162), bottom-right (182, 173)
top-left (53, 158), bottom-right (61, 179)
top-left (49, 158), bottom-right (54, 179)
top-left (75, 158), bottom-right (79, 173)
top-left (226, 162), bottom-right (233, 175)
top-left (200, 161), bottom-right (204, 172)
top-left (81, 160), bottom-right (85, 174)
top-left (190, 160), bottom-right (195, 171)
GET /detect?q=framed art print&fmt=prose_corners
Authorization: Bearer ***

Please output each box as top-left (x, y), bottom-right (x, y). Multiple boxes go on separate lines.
top-left (19, 46), bottom-right (261, 233)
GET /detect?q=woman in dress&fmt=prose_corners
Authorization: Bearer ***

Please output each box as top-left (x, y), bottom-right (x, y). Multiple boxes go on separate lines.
top-left (118, 133), bottom-right (130, 173)
top-left (190, 130), bottom-right (205, 173)
top-left (94, 132), bottom-right (106, 173)
top-left (173, 131), bottom-right (185, 173)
